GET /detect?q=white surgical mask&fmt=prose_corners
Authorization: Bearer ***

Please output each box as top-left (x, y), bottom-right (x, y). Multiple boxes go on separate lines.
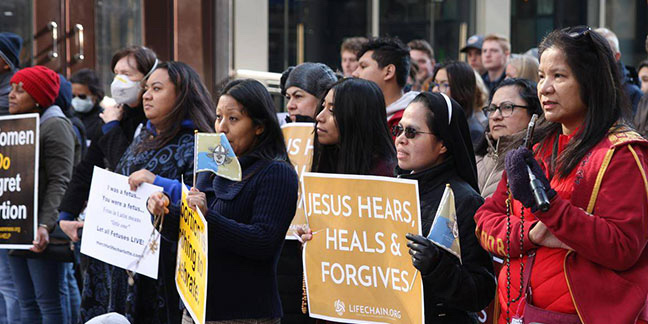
top-left (110, 75), bottom-right (141, 105)
top-left (110, 58), bottom-right (159, 105)
top-left (72, 96), bottom-right (94, 113)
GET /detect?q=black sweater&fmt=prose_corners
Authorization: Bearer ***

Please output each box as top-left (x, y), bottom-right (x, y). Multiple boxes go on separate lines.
top-left (399, 159), bottom-right (495, 323)
top-left (163, 156), bottom-right (299, 321)
top-left (59, 105), bottom-right (145, 218)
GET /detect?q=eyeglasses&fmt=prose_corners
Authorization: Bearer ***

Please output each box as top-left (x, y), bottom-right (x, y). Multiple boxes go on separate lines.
top-left (431, 82), bottom-right (451, 94)
top-left (482, 102), bottom-right (528, 118)
top-left (391, 124), bottom-right (435, 139)
top-left (562, 26), bottom-right (592, 40)
top-left (74, 94), bottom-right (88, 100)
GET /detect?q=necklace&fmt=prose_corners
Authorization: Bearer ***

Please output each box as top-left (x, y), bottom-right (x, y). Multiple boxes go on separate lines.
top-left (505, 182), bottom-right (525, 323)
top-left (127, 212), bottom-right (165, 286)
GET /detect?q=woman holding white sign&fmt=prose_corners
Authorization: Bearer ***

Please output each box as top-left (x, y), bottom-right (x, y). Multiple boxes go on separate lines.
top-left (85, 61), bottom-right (216, 324)
top-left (148, 79), bottom-right (298, 324)
top-left (396, 92), bottom-right (496, 323)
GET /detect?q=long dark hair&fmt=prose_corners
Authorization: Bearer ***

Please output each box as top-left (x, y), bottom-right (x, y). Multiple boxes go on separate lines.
top-left (433, 61), bottom-right (477, 118)
top-left (140, 61), bottom-right (216, 151)
top-left (311, 78), bottom-right (396, 174)
top-left (475, 78), bottom-right (543, 160)
top-left (220, 79), bottom-right (289, 162)
top-left (536, 26), bottom-right (631, 178)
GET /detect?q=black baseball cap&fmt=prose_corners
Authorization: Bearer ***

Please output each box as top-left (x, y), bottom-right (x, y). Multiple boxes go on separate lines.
top-left (460, 35), bottom-right (483, 53)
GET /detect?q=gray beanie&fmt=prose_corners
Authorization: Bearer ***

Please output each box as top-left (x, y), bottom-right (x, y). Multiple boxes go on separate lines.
top-left (280, 62), bottom-right (337, 99)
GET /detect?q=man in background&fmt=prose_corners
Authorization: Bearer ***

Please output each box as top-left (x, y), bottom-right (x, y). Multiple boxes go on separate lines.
top-left (340, 36), bottom-right (368, 77)
top-left (460, 34), bottom-right (486, 74)
top-left (408, 39), bottom-right (435, 89)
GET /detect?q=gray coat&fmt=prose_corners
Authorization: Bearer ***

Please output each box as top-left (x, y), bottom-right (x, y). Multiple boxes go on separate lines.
top-left (38, 106), bottom-right (77, 229)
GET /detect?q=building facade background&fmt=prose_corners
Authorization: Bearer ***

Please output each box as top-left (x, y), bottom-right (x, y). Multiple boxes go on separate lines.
top-left (0, 0), bottom-right (645, 99)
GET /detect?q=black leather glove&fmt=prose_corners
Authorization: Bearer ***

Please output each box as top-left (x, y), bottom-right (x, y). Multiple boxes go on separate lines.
top-left (406, 233), bottom-right (441, 275)
top-left (504, 147), bottom-right (556, 210)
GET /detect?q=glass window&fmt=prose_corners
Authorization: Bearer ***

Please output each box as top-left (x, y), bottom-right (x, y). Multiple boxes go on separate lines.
top-left (605, 0), bottom-right (648, 68)
top-left (0, 1), bottom-right (33, 68)
top-left (510, 0), bottom-right (588, 54)
top-left (268, 0), bottom-right (368, 74)
top-left (95, 0), bottom-right (142, 95)
top-left (380, 0), bottom-right (474, 63)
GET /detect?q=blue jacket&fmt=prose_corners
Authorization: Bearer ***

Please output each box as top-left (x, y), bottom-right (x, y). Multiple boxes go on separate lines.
top-left (163, 155), bottom-right (298, 321)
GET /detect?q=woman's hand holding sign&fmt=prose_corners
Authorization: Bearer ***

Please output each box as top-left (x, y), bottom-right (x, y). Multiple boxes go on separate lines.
top-left (148, 192), bottom-right (170, 216)
top-left (187, 188), bottom-right (207, 215)
top-left (30, 226), bottom-right (50, 253)
top-left (128, 169), bottom-right (156, 191)
top-left (295, 225), bottom-right (313, 243)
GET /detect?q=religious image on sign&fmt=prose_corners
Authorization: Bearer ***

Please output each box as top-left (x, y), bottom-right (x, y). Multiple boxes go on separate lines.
top-left (426, 184), bottom-right (461, 262)
top-left (0, 113), bottom-right (39, 249)
top-left (301, 172), bottom-right (424, 324)
top-left (195, 133), bottom-right (241, 181)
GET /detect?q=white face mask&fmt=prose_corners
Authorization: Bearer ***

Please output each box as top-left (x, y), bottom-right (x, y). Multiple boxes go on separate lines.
top-left (72, 96), bottom-right (94, 113)
top-left (110, 58), bottom-right (159, 105)
top-left (110, 75), bottom-right (142, 105)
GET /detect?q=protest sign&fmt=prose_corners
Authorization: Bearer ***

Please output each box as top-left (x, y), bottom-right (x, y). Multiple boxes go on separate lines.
top-left (302, 172), bottom-right (424, 324)
top-left (281, 122), bottom-right (314, 239)
top-left (0, 114), bottom-right (39, 249)
top-left (81, 167), bottom-right (162, 279)
top-left (176, 182), bottom-right (208, 324)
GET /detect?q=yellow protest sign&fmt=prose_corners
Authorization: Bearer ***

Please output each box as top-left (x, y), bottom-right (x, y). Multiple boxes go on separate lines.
top-left (176, 184), bottom-right (208, 324)
top-left (302, 172), bottom-right (424, 324)
top-left (281, 122), bottom-right (314, 239)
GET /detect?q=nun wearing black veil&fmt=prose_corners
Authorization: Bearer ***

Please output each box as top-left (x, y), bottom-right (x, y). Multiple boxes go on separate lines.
top-left (393, 92), bottom-right (495, 323)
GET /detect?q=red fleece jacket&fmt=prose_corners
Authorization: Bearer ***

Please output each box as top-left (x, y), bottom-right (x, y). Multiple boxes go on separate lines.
top-left (475, 128), bottom-right (648, 324)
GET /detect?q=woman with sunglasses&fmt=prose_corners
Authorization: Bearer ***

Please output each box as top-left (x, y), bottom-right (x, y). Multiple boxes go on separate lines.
top-left (70, 68), bottom-right (105, 141)
top-left (475, 26), bottom-right (648, 324)
top-left (432, 61), bottom-right (486, 149)
top-left (397, 92), bottom-right (495, 323)
top-left (475, 78), bottom-right (543, 198)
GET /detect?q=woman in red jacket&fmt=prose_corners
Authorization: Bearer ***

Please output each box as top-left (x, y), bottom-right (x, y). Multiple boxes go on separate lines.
top-left (474, 26), bottom-right (648, 324)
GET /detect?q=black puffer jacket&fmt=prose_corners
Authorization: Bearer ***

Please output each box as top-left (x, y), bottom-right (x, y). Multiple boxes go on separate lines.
top-left (399, 158), bottom-right (495, 324)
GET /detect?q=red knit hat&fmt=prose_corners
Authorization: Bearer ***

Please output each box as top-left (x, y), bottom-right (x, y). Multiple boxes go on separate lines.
top-left (10, 65), bottom-right (60, 108)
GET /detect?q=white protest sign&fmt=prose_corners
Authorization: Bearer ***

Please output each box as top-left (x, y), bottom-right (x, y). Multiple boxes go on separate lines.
top-left (81, 166), bottom-right (162, 279)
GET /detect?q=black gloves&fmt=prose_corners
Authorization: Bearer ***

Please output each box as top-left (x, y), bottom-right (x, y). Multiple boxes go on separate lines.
top-left (504, 147), bottom-right (556, 211)
top-left (406, 233), bottom-right (441, 275)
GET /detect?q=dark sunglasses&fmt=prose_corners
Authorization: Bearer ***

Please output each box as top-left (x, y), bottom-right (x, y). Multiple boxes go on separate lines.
top-left (391, 124), bottom-right (435, 139)
top-left (74, 94), bottom-right (88, 100)
top-left (562, 26), bottom-right (592, 40)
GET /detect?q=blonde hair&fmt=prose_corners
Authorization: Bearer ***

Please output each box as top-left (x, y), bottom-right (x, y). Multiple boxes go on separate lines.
top-left (484, 34), bottom-right (511, 53)
top-left (474, 69), bottom-right (489, 112)
top-left (508, 54), bottom-right (539, 82)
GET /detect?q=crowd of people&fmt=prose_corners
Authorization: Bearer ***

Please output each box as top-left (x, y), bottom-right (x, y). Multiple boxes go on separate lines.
top-left (0, 23), bottom-right (647, 324)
